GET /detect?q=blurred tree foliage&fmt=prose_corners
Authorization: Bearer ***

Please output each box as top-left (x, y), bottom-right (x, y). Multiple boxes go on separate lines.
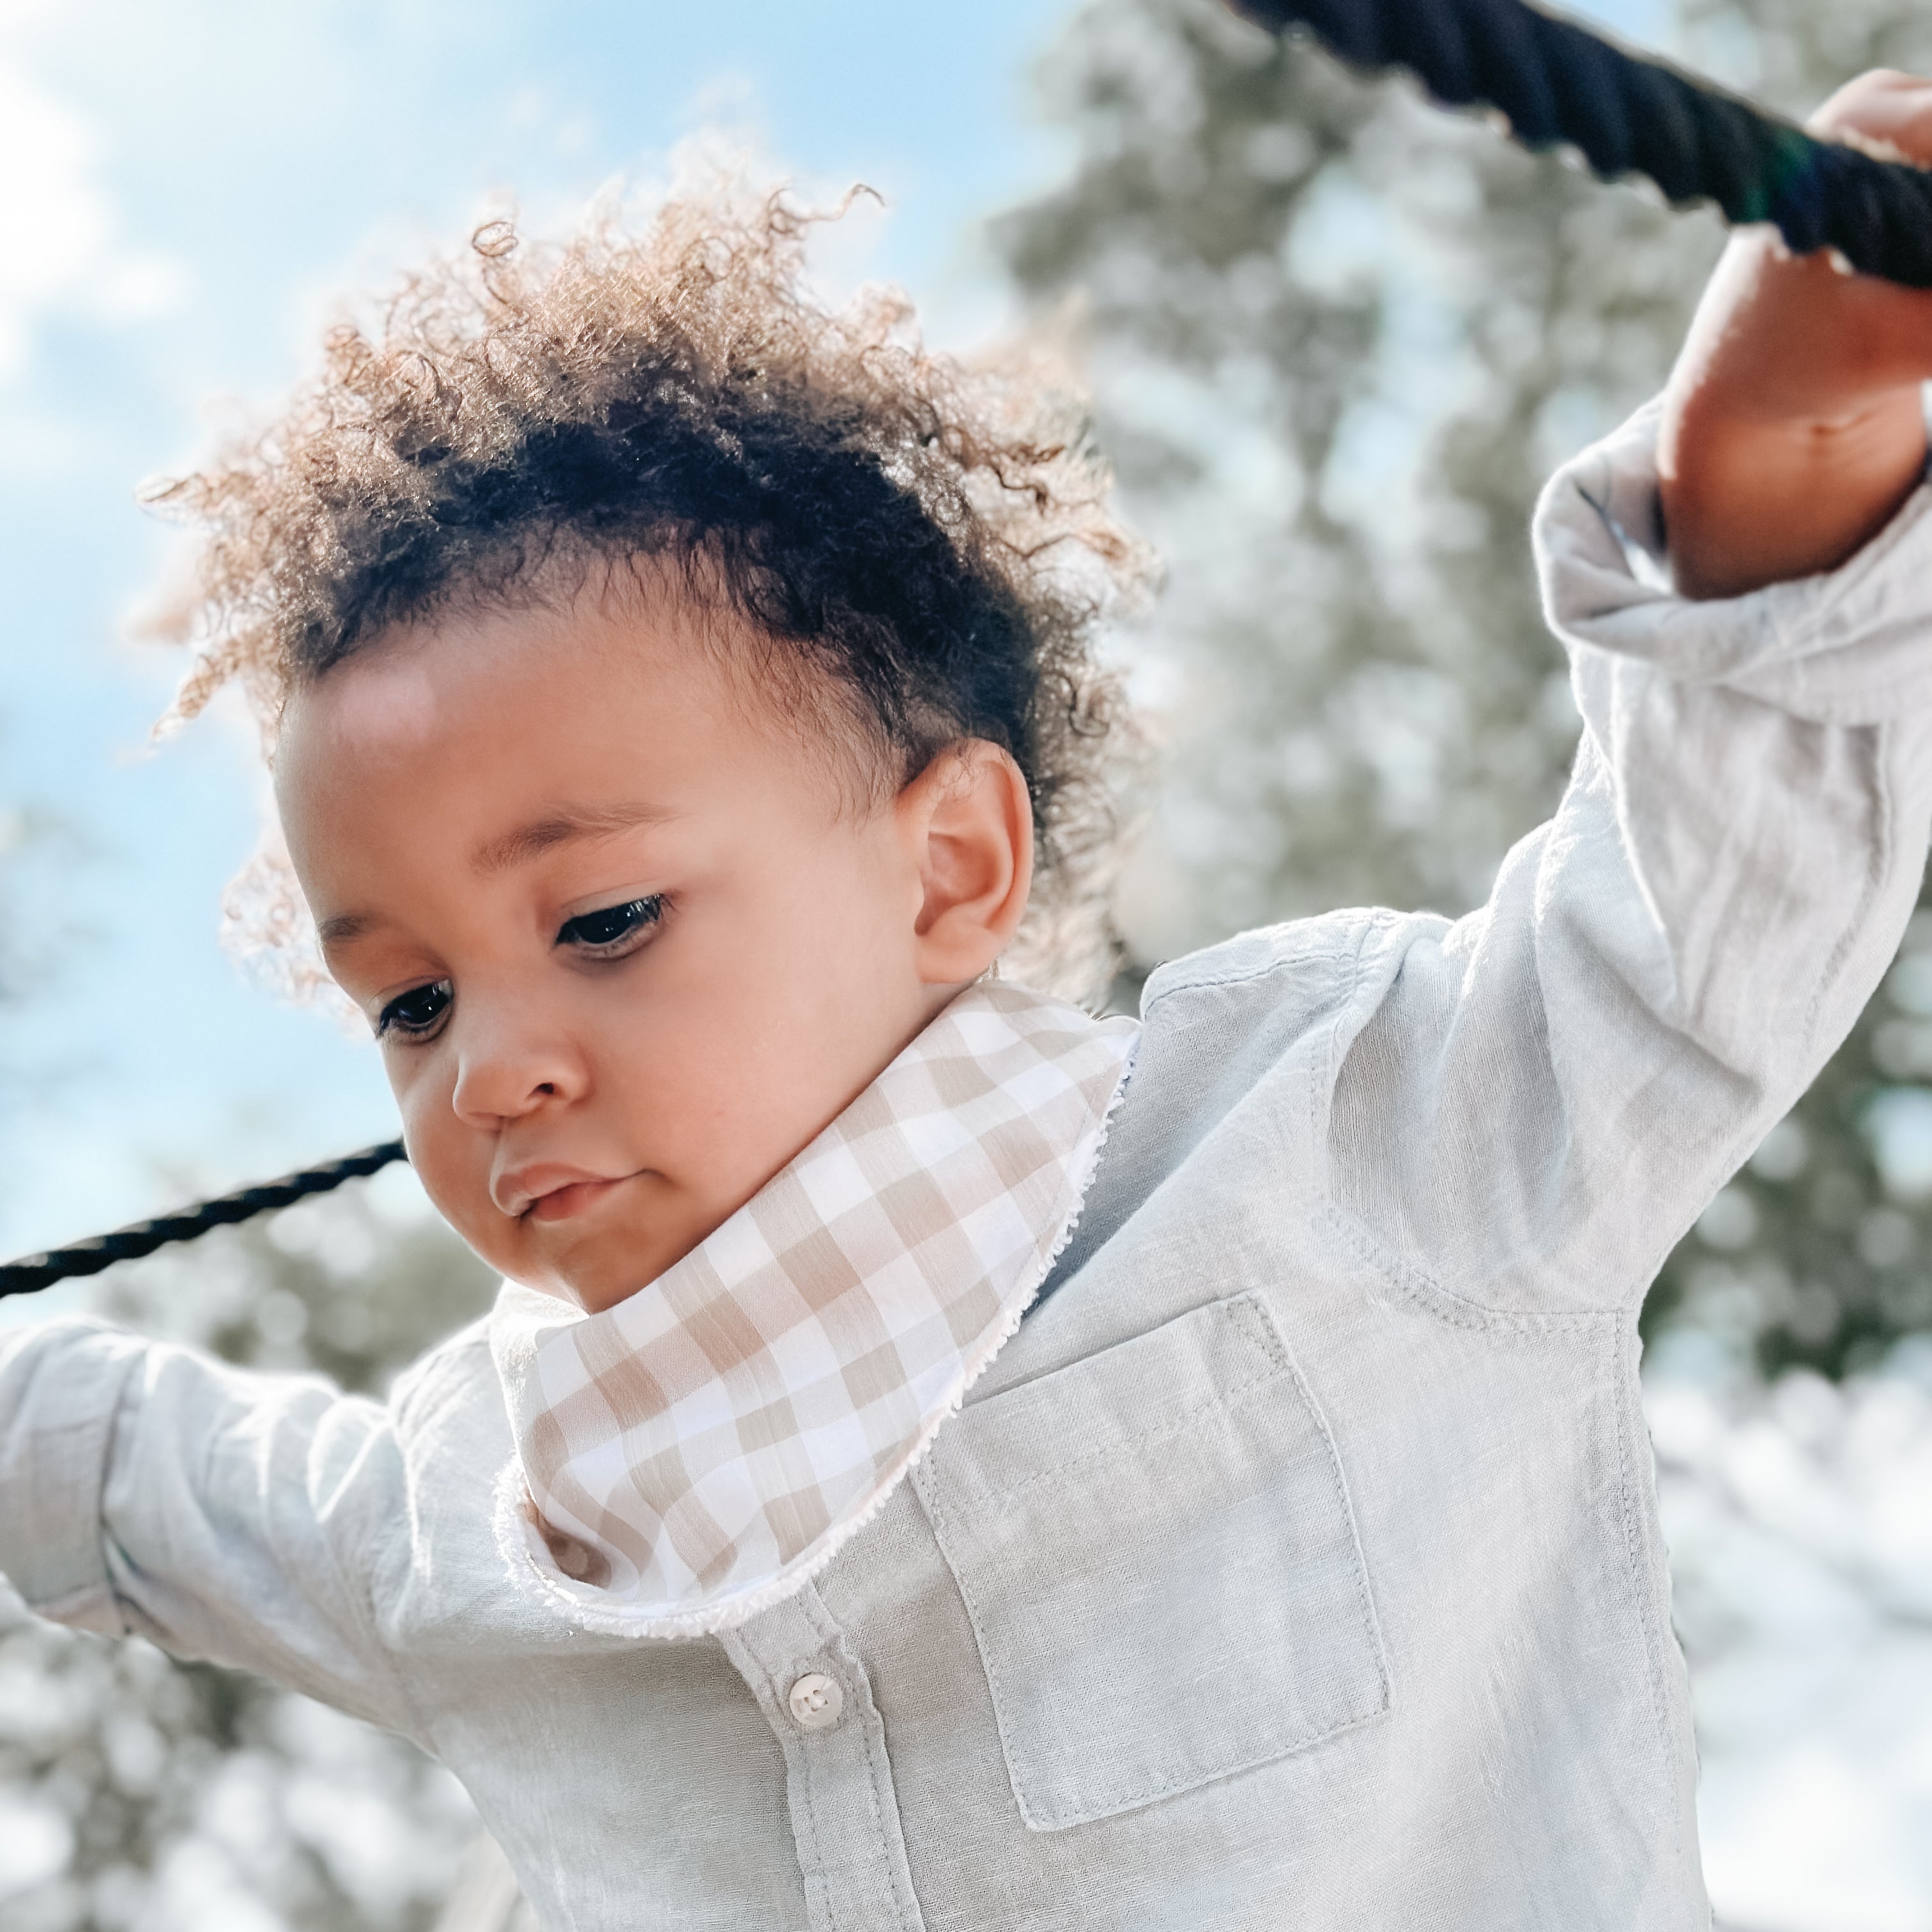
top-left (0, 1189), bottom-right (496, 1931)
top-left (10, 12), bottom-right (1932, 1928)
top-left (999, 0), bottom-right (1932, 1379)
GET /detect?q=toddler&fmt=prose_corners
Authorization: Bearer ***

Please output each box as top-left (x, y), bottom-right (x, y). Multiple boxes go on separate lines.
top-left (9, 68), bottom-right (1932, 1932)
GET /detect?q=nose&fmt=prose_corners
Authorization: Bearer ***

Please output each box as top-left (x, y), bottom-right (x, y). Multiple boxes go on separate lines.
top-left (448, 992), bottom-right (588, 1128)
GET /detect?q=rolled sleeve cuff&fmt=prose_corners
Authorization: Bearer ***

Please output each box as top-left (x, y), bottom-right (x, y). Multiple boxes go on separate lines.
top-left (1533, 390), bottom-right (1932, 726)
top-left (0, 1321), bottom-right (148, 1630)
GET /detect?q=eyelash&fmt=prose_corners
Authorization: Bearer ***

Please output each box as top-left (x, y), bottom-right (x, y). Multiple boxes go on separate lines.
top-left (375, 979), bottom-right (452, 1040)
top-left (373, 894), bottom-right (667, 1041)
top-left (554, 894), bottom-right (665, 956)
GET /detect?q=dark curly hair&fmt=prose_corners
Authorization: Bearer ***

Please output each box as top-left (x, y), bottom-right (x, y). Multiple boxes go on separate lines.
top-left (149, 188), bottom-right (1151, 1000)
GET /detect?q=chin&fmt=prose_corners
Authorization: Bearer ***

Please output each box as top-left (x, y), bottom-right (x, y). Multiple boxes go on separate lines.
top-left (451, 1179), bottom-right (682, 1310)
top-left (535, 1225), bottom-right (677, 1314)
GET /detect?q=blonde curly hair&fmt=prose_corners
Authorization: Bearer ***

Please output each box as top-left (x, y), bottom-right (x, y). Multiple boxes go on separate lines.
top-left (148, 187), bottom-right (1151, 1003)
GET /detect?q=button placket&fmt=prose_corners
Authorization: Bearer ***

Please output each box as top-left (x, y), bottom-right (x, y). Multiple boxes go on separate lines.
top-left (722, 1586), bottom-right (925, 1932)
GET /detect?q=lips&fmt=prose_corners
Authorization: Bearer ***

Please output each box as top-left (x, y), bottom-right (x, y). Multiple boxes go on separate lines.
top-left (494, 1162), bottom-right (636, 1221)
top-left (527, 1176), bottom-right (625, 1223)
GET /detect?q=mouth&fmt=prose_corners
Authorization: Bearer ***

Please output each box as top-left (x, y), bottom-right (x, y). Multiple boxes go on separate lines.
top-left (495, 1162), bottom-right (643, 1223)
top-left (525, 1175), bottom-right (630, 1224)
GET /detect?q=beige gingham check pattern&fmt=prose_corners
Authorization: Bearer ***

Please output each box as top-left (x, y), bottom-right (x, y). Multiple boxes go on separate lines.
top-left (489, 981), bottom-right (1138, 1636)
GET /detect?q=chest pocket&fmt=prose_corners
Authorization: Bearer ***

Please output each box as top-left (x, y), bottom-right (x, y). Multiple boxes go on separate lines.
top-left (912, 1291), bottom-right (1389, 1832)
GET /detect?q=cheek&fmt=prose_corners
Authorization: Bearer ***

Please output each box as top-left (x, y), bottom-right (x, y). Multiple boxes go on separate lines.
top-left (589, 972), bottom-right (746, 1150)
top-left (381, 1041), bottom-right (447, 1133)
top-left (385, 1051), bottom-right (489, 1221)
top-left (749, 815), bottom-right (916, 977)
top-left (646, 888), bottom-right (905, 1138)
top-left (571, 943), bottom-right (813, 1190)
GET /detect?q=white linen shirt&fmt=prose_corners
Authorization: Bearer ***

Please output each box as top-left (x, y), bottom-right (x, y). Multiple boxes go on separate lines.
top-left (8, 400), bottom-right (1932, 1931)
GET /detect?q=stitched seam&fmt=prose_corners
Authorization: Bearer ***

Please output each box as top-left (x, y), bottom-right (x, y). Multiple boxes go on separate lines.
top-left (986, 1372), bottom-right (1282, 1512)
top-left (1023, 1696), bottom-right (1391, 1832)
top-left (1306, 730), bottom-right (1903, 1326)
top-left (765, 1628), bottom-right (845, 1932)
top-left (856, 1680), bottom-right (917, 1932)
top-left (1285, 1308), bottom-right (1395, 1726)
top-left (922, 1294), bottom-right (1390, 1832)
top-left (1017, 1304), bottom-right (1392, 1828)
top-left (844, 1683), bottom-right (894, 1932)
top-left (1804, 721), bottom-right (1890, 1052)
top-left (1303, 913), bottom-right (1612, 1335)
top-left (914, 1462), bottom-right (1038, 1820)
top-left (1138, 954), bottom-right (1300, 1011)
top-left (972, 1299), bottom-right (1289, 1508)
top-left (929, 1460), bottom-right (1383, 1834)
top-left (796, 1716), bottom-right (845, 1932)
top-left (808, 1600), bottom-right (920, 1932)
top-left (799, 1591), bottom-right (919, 1932)
top-left (1319, 1197), bottom-right (1615, 1337)
top-left (1604, 1310), bottom-right (1681, 1872)
top-left (1312, 914), bottom-right (1623, 1336)
top-left (1140, 910), bottom-right (1400, 1016)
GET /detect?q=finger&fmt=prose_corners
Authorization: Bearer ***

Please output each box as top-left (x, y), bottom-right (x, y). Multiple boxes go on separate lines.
top-left (1808, 68), bottom-right (1932, 167)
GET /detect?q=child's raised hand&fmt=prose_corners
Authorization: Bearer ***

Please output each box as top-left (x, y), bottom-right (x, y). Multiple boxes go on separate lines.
top-left (1660, 69), bottom-right (1932, 600)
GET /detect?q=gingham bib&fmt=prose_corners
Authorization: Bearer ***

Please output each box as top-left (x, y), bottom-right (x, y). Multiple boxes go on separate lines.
top-left (488, 980), bottom-right (1138, 1637)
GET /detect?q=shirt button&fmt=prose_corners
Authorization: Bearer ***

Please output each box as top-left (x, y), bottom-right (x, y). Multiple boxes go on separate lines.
top-left (786, 1672), bottom-right (844, 1731)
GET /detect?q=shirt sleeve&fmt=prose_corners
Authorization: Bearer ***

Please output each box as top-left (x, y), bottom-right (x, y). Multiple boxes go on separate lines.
top-left (0, 1317), bottom-right (418, 1735)
top-left (1326, 396), bottom-right (1932, 1315)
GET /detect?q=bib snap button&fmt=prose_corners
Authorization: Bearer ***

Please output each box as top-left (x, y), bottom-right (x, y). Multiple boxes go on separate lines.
top-left (787, 1672), bottom-right (843, 1731)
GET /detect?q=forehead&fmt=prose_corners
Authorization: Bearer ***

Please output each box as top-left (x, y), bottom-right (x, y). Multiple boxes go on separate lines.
top-left (271, 583), bottom-right (866, 884)
top-left (280, 576), bottom-right (866, 802)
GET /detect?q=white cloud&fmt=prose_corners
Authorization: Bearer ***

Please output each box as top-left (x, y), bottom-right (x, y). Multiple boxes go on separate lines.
top-left (0, 59), bottom-right (108, 371)
top-left (0, 24), bottom-right (184, 379)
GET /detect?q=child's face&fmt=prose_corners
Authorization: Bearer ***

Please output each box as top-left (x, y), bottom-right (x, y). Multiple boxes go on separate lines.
top-left (273, 581), bottom-right (1031, 1310)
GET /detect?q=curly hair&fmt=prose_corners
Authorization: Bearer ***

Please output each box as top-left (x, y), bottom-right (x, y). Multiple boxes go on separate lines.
top-left (147, 187), bottom-right (1151, 1004)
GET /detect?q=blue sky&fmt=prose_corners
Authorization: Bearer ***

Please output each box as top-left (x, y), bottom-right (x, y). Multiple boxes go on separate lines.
top-left (0, 0), bottom-right (1661, 1275)
top-left (0, 0), bottom-right (1082, 1269)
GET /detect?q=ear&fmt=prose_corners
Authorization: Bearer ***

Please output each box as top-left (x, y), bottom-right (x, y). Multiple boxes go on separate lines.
top-left (896, 740), bottom-right (1034, 986)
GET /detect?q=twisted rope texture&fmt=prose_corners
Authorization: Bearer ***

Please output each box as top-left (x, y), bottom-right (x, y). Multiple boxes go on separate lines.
top-left (0, 1142), bottom-right (408, 1300)
top-left (6, 0), bottom-right (1927, 1300)
top-left (1232, 0), bottom-right (1932, 287)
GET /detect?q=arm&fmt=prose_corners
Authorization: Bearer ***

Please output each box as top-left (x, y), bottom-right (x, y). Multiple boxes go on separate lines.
top-left (1326, 72), bottom-right (1932, 1313)
top-left (0, 1320), bottom-right (418, 1734)
top-left (1330, 401), bottom-right (1932, 1312)
top-left (1660, 72), bottom-right (1932, 599)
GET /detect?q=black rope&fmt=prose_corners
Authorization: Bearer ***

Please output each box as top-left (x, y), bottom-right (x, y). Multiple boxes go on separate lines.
top-left (0, 1142), bottom-right (408, 1301)
top-left (1230, 0), bottom-right (1932, 288)
top-left (4, 0), bottom-right (1925, 1301)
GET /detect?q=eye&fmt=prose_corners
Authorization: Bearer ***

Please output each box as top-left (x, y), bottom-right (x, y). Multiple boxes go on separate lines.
top-left (376, 979), bottom-right (452, 1039)
top-left (556, 894), bottom-right (664, 954)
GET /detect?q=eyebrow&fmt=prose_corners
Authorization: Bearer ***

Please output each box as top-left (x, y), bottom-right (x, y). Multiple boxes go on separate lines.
top-left (314, 802), bottom-right (682, 951)
top-left (317, 910), bottom-right (374, 947)
top-left (470, 801), bottom-right (683, 877)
